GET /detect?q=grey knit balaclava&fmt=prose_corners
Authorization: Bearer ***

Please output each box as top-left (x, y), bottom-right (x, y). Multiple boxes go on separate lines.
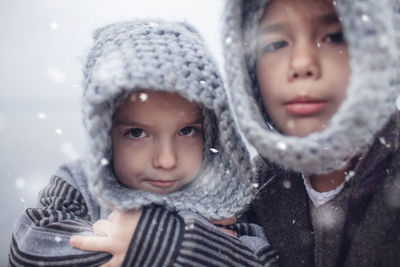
top-left (81, 19), bottom-right (255, 220)
top-left (223, 0), bottom-right (400, 175)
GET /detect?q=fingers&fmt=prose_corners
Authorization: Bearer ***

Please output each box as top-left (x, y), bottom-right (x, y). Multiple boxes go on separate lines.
top-left (69, 235), bottom-right (111, 252)
top-left (93, 219), bottom-right (112, 236)
top-left (210, 216), bottom-right (237, 225)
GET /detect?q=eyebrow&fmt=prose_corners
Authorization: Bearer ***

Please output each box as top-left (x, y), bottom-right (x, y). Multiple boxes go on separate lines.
top-left (258, 23), bottom-right (285, 35)
top-left (113, 119), bottom-right (149, 128)
top-left (315, 13), bottom-right (340, 25)
top-left (113, 118), bottom-right (203, 128)
top-left (258, 13), bottom-right (340, 36)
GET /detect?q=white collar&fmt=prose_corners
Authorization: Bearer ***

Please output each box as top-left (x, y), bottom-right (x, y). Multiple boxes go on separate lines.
top-left (302, 173), bottom-right (346, 208)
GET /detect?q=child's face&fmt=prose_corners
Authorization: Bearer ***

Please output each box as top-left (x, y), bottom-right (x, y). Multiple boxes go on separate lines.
top-left (256, 0), bottom-right (350, 137)
top-left (111, 91), bottom-right (203, 194)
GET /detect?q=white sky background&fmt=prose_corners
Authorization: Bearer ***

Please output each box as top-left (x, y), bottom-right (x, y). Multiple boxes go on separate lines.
top-left (0, 0), bottom-right (225, 262)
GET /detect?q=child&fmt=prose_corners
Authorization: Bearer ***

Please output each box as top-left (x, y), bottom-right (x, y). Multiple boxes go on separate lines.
top-left (222, 0), bottom-right (400, 266)
top-left (9, 20), bottom-right (278, 266)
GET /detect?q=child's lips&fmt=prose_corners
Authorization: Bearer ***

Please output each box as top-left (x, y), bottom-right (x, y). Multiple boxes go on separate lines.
top-left (148, 180), bottom-right (177, 188)
top-left (285, 96), bottom-right (326, 115)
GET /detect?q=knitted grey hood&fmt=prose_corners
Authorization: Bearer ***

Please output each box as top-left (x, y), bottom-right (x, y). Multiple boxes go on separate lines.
top-left (223, 0), bottom-right (400, 174)
top-left (81, 19), bottom-right (254, 220)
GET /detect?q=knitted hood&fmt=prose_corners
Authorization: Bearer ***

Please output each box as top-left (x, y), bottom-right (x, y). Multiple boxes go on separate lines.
top-left (222, 0), bottom-right (400, 174)
top-left (81, 19), bottom-right (254, 219)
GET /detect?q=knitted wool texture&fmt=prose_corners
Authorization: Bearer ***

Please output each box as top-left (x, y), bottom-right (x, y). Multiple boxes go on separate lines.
top-left (223, 0), bottom-right (400, 174)
top-left (81, 19), bottom-right (255, 219)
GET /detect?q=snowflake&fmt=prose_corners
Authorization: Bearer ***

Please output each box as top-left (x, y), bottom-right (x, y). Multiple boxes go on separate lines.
top-left (209, 148), bottom-right (219, 154)
top-left (37, 112), bottom-right (47, 120)
top-left (139, 93), bottom-right (148, 102)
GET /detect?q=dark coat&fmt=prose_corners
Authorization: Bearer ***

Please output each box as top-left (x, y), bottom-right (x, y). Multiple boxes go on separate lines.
top-left (249, 113), bottom-right (400, 267)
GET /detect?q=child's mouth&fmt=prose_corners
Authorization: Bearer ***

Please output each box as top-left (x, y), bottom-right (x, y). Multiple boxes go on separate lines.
top-left (285, 96), bottom-right (326, 115)
top-left (148, 180), bottom-right (177, 188)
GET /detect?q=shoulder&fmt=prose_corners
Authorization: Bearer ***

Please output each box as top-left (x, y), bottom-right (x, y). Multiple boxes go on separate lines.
top-left (53, 158), bottom-right (88, 190)
top-left (46, 159), bottom-right (96, 209)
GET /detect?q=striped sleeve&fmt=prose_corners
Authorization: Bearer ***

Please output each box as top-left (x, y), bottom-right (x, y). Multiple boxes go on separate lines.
top-left (122, 206), bottom-right (278, 267)
top-left (122, 206), bottom-right (185, 266)
top-left (9, 176), bottom-right (111, 266)
top-left (9, 236), bottom-right (111, 267)
top-left (176, 220), bottom-right (278, 266)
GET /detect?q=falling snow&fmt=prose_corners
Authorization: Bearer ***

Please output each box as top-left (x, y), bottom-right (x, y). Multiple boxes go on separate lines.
top-left (15, 177), bottom-right (26, 189)
top-left (209, 148), bottom-right (219, 153)
top-left (50, 21), bottom-right (59, 30)
top-left (276, 141), bottom-right (287, 151)
top-left (378, 137), bottom-right (391, 148)
top-left (139, 93), bottom-right (148, 102)
top-left (100, 158), bottom-right (109, 166)
top-left (37, 112), bottom-right (47, 120)
top-left (361, 14), bottom-right (370, 22)
top-left (252, 183), bottom-right (259, 188)
top-left (225, 36), bottom-right (233, 45)
top-left (54, 236), bottom-right (62, 243)
top-left (185, 223), bottom-right (195, 230)
top-left (54, 128), bottom-right (63, 135)
top-left (345, 170), bottom-right (355, 181)
top-left (283, 180), bottom-right (292, 189)
top-left (396, 95), bottom-right (400, 111)
top-left (314, 205), bottom-right (344, 230)
top-left (199, 80), bottom-right (206, 86)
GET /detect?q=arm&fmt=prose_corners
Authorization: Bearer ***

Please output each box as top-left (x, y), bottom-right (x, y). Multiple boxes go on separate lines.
top-left (9, 175), bottom-right (111, 266)
top-left (122, 206), bottom-right (278, 267)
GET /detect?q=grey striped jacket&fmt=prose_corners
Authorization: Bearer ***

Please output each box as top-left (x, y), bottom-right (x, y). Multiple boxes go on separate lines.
top-left (9, 160), bottom-right (278, 266)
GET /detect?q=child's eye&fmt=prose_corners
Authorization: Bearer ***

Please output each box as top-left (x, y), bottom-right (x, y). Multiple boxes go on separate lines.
top-left (323, 31), bottom-right (345, 44)
top-left (126, 128), bottom-right (147, 139)
top-left (179, 126), bottom-right (200, 137)
top-left (260, 40), bottom-right (288, 53)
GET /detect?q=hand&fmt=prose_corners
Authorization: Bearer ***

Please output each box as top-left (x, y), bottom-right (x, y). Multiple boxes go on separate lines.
top-left (70, 209), bottom-right (142, 267)
top-left (210, 217), bottom-right (238, 237)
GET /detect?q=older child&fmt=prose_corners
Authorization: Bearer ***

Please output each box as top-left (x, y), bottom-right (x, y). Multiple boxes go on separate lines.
top-left (223, 0), bottom-right (400, 266)
top-left (9, 20), bottom-right (277, 266)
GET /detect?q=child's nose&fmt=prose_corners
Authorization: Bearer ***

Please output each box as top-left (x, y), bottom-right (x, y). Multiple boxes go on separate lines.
top-left (152, 141), bottom-right (177, 170)
top-left (288, 44), bottom-right (321, 81)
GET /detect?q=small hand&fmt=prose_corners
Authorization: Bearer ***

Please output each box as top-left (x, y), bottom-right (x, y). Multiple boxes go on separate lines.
top-left (210, 217), bottom-right (238, 237)
top-left (70, 209), bottom-right (142, 267)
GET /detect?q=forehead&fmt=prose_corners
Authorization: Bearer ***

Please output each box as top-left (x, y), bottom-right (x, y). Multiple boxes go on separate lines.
top-left (262, 0), bottom-right (336, 23)
top-left (114, 90), bottom-right (201, 119)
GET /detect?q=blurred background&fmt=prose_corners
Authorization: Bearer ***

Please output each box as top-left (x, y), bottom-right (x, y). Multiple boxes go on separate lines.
top-left (0, 0), bottom-right (224, 263)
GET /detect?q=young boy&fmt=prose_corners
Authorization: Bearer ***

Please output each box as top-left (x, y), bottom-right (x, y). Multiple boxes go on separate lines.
top-left (9, 20), bottom-right (278, 266)
top-left (223, 0), bottom-right (400, 266)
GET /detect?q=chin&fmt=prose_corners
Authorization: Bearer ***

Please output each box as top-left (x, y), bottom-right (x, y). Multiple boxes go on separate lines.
top-left (283, 121), bottom-right (328, 137)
